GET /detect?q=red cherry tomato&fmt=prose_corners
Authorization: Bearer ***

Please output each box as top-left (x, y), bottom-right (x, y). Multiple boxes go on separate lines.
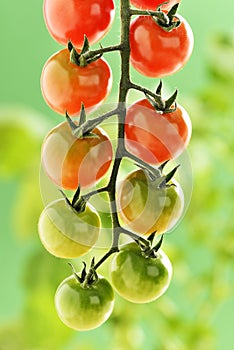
top-left (130, 0), bottom-right (180, 10)
top-left (41, 48), bottom-right (112, 116)
top-left (41, 121), bottom-right (113, 190)
top-left (130, 15), bottom-right (194, 77)
top-left (44, 0), bottom-right (115, 48)
top-left (125, 98), bottom-right (192, 164)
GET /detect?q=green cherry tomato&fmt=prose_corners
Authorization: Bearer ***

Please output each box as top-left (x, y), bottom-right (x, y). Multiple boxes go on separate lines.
top-left (118, 169), bottom-right (184, 236)
top-left (55, 274), bottom-right (115, 331)
top-left (110, 242), bottom-right (172, 303)
top-left (38, 198), bottom-right (100, 258)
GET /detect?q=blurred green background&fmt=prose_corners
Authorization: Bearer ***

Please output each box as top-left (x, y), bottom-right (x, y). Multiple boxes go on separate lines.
top-left (1, 0), bottom-right (234, 349)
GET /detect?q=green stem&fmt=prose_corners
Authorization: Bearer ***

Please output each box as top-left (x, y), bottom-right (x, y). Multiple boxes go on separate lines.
top-left (83, 44), bottom-right (123, 60)
top-left (105, 0), bottom-right (131, 240)
top-left (123, 149), bottom-right (161, 179)
top-left (129, 82), bottom-right (165, 109)
top-left (80, 0), bottom-right (162, 273)
top-left (130, 9), bottom-right (161, 16)
top-left (89, 0), bottom-right (134, 271)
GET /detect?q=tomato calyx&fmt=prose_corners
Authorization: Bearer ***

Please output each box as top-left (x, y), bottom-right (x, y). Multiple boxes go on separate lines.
top-left (136, 158), bottom-right (180, 189)
top-left (66, 106), bottom-right (99, 139)
top-left (138, 233), bottom-right (164, 259)
top-left (145, 80), bottom-right (178, 114)
top-left (158, 164), bottom-right (180, 188)
top-left (151, 3), bottom-right (181, 32)
top-left (60, 185), bottom-right (87, 213)
top-left (68, 259), bottom-right (99, 288)
top-left (68, 37), bottom-right (102, 67)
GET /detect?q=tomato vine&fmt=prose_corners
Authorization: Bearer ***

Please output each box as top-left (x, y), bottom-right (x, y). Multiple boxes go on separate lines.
top-left (39, 0), bottom-right (194, 331)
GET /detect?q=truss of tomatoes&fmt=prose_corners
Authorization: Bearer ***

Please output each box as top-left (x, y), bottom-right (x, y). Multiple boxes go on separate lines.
top-left (39, 0), bottom-right (194, 332)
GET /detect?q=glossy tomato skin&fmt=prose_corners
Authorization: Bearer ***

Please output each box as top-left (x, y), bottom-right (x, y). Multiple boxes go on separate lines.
top-left (130, 15), bottom-right (194, 77)
top-left (41, 48), bottom-right (112, 116)
top-left (125, 99), bottom-right (192, 164)
top-left (41, 122), bottom-right (113, 190)
top-left (118, 169), bottom-right (184, 236)
top-left (130, 0), bottom-right (180, 10)
top-left (38, 198), bottom-right (100, 258)
top-left (110, 242), bottom-right (172, 303)
top-left (55, 274), bottom-right (115, 331)
top-left (44, 0), bottom-right (115, 48)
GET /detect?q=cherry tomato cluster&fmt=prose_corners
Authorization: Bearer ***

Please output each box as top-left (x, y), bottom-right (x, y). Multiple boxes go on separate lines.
top-left (38, 0), bottom-right (193, 331)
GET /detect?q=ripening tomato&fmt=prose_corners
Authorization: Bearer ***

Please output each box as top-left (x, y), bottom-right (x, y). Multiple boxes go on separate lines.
top-left (44, 0), bottom-right (115, 48)
top-left (130, 0), bottom-right (180, 10)
top-left (55, 273), bottom-right (115, 331)
top-left (41, 48), bottom-right (112, 116)
top-left (118, 169), bottom-right (184, 235)
top-left (110, 242), bottom-right (172, 303)
top-left (125, 99), bottom-right (192, 164)
top-left (41, 121), bottom-right (113, 190)
top-left (130, 15), bottom-right (194, 77)
top-left (38, 198), bottom-right (101, 258)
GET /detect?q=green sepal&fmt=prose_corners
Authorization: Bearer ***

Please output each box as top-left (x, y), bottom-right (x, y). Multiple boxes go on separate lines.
top-left (71, 185), bottom-right (81, 207)
top-left (65, 111), bottom-right (77, 131)
top-left (158, 164), bottom-right (180, 188)
top-left (66, 107), bottom-right (99, 139)
top-left (145, 81), bottom-right (178, 114)
top-left (68, 40), bottom-right (81, 66)
top-left (72, 196), bottom-right (87, 213)
top-left (152, 234), bottom-right (164, 253)
top-left (59, 189), bottom-right (72, 208)
top-left (155, 79), bottom-right (163, 95)
top-left (80, 262), bottom-right (87, 283)
top-left (145, 92), bottom-right (164, 112)
top-left (78, 103), bottom-right (87, 127)
top-left (68, 37), bottom-right (102, 67)
top-left (164, 89), bottom-right (178, 113)
top-left (80, 35), bottom-right (90, 55)
top-left (147, 231), bottom-right (156, 245)
top-left (68, 263), bottom-right (83, 283)
top-left (141, 234), bottom-right (164, 259)
top-left (152, 3), bottom-right (181, 32)
top-left (59, 187), bottom-right (86, 213)
top-left (158, 160), bottom-right (170, 173)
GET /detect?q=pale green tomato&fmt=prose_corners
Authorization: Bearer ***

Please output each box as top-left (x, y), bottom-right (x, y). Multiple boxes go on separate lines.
top-left (55, 274), bottom-right (115, 331)
top-left (110, 242), bottom-right (172, 303)
top-left (118, 169), bottom-right (184, 235)
top-left (38, 198), bottom-right (100, 258)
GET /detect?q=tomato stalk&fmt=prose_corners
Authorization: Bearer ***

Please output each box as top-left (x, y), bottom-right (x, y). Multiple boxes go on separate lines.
top-left (130, 3), bottom-right (181, 31)
top-left (81, 0), bottom-right (172, 274)
top-left (70, 0), bottom-right (182, 274)
top-left (41, 0), bottom-right (184, 277)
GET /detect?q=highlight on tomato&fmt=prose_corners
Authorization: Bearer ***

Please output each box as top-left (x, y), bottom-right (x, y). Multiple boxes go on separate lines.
top-left (38, 198), bottom-right (101, 258)
top-left (125, 98), bottom-right (192, 164)
top-left (55, 271), bottom-right (115, 331)
top-left (130, 9), bottom-right (194, 77)
top-left (117, 169), bottom-right (184, 236)
top-left (130, 0), bottom-right (180, 10)
top-left (44, 0), bottom-right (115, 48)
top-left (41, 48), bottom-right (112, 116)
top-left (41, 121), bottom-right (113, 190)
top-left (110, 242), bottom-right (172, 303)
